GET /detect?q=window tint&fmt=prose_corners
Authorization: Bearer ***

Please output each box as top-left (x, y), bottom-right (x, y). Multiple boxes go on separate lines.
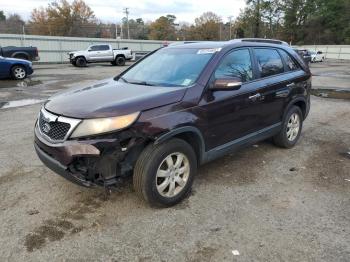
top-left (254, 48), bottom-right (284, 77)
top-left (99, 45), bottom-right (110, 51)
top-left (215, 49), bottom-right (253, 82)
top-left (280, 50), bottom-right (299, 71)
top-left (89, 45), bottom-right (100, 51)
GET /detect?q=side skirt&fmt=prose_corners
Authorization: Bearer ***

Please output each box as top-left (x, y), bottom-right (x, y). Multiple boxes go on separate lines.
top-left (202, 122), bottom-right (282, 164)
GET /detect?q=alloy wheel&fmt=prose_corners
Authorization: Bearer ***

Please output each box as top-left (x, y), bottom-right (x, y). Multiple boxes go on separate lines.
top-left (156, 152), bottom-right (190, 198)
top-left (14, 67), bottom-right (26, 79)
top-left (286, 113), bottom-right (300, 141)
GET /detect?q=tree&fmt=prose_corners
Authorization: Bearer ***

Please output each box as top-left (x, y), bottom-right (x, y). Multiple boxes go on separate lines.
top-left (29, 0), bottom-right (96, 36)
top-left (0, 10), bottom-right (6, 21)
top-left (0, 14), bottom-right (25, 34)
top-left (149, 15), bottom-right (177, 40)
top-left (193, 12), bottom-right (222, 40)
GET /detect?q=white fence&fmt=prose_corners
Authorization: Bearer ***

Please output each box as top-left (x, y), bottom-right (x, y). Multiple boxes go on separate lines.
top-left (0, 34), bottom-right (168, 63)
top-left (296, 45), bottom-right (350, 60)
top-left (1, 34), bottom-right (349, 63)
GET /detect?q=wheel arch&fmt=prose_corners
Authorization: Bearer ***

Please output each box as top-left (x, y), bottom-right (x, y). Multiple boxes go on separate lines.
top-left (154, 126), bottom-right (206, 165)
top-left (12, 52), bottom-right (29, 60)
top-left (284, 97), bottom-right (307, 120)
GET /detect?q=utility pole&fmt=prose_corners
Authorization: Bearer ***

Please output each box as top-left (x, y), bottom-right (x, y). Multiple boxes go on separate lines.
top-left (228, 16), bottom-right (233, 39)
top-left (123, 7), bottom-right (130, 39)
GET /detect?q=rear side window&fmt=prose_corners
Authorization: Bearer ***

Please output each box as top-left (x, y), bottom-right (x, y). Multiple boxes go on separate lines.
top-left (99, 45), bottom-right (110, 51)
top-left (215, 49), bottom-right (253, 82)
top-left (280, 50), bottom-right (299, 71)
top-left (254, 48), bottom-right (284, 78)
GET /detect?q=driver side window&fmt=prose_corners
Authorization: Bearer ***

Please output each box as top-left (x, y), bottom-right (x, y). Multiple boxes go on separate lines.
top-left (215, 49), bottom-right (253, 82)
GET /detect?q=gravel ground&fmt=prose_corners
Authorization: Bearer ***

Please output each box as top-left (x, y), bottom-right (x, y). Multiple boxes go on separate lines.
top-left (0, 61), bottom-right (349, 261)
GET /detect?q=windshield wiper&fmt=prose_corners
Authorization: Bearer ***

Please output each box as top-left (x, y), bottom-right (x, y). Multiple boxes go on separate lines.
top-left (128, 80), bottom-right (156, 86)
top-left (119, 76), bottom-right (129, 83)
top-left (119, 77), bottom-right (155, 86)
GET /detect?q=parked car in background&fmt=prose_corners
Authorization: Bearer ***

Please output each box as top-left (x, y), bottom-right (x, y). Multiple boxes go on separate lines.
top-left (294, 49), bottom-right (312, 64)
top-left (0, 56), bottom-right (33, 80)
top-left (34, 39), bottom-right (311, 207)
top-left (68, 44), bottom-right (132, 67)
top-left (310, 50), bottom-right (325, 62)
top-left (0, 46), bottom-right (39, 61)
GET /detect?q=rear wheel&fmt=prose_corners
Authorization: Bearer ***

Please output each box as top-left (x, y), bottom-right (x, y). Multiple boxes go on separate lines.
top-left (11, 65), bottom-right (27, 80)
top-left (133, 138), bottom-right (197, 207)
top-left (115, 56), bottom-right (126, 66)
top-left (273, 106), bottom-right (303, 148)
top-left (75, 57), bottom-right (87, 67)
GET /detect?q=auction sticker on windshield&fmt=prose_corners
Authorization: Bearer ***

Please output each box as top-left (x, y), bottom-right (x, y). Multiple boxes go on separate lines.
top-left (197, 48), bottom-right (222, 54)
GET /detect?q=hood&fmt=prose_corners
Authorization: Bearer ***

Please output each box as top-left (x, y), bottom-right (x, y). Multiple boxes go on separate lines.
top-left (69, 50), bottom-right (85, 56)
top-left (45, 78), bottom-right (186, 119)
top-left (4, 57), bottom-right (31, 64)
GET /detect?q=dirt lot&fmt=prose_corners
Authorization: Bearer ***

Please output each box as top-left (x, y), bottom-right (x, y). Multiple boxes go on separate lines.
top-left (0, 61), bottom-right (349, 261)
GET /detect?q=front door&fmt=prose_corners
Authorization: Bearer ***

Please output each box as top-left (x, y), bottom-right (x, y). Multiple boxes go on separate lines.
top-left (199, 48), bottom-right (263, 150)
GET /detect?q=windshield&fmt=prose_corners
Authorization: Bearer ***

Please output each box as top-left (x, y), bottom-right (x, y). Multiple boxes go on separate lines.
top-left (120, 48), bottom-right (215, 87)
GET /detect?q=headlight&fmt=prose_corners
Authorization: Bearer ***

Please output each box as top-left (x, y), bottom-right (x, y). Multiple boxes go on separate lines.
top-left (70, 112), bottom-right (140, 138)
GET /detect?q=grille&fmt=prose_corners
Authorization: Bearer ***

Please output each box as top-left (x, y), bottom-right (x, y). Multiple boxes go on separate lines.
top-left (39, 112), bottom-right (71, 141)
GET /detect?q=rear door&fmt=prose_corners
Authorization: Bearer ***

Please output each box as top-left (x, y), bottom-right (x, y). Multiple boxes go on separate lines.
top-left (249, 47), bottom-right (290, 129)
top-left (98, 45), bottom-right (113, 61)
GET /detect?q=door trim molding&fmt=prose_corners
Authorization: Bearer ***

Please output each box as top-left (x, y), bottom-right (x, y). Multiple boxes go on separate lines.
top-left (202, 122), bottom-right (282, 163)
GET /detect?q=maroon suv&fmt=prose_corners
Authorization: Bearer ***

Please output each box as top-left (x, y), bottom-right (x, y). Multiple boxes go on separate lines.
top-left (34, 39), bottom-right (311, 207)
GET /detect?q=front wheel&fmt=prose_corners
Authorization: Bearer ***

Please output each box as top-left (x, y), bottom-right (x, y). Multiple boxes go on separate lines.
top-left (133, 138), bottom-right (197, 207)
top-left (11, 65), bottom-right (27, 80)
top-left (75, 57), bottom-right (87, 67)
top-left (273, 106), bottom-right (303, 148)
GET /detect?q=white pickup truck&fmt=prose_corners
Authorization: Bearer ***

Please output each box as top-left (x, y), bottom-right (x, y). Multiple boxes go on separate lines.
top-left (68, 44), bottom-right (132, 67)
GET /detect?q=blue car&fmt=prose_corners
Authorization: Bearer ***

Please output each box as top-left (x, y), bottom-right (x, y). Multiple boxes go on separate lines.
top-left (0, 56), bottom-right (33, 80)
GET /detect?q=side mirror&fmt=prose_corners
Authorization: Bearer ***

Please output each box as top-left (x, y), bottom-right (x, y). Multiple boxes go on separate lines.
top-left (317, 51), bottom-right (322, 54)
top-left (210, 77), bottom-right (242, 91)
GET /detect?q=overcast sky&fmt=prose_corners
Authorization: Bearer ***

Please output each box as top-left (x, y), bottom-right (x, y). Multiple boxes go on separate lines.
top-left (0, 0), bottom-right (246, 24)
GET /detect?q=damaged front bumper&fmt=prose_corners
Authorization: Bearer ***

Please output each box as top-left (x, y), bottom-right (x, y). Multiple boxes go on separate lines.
top-left (34, 126), bottom-right (145, 187)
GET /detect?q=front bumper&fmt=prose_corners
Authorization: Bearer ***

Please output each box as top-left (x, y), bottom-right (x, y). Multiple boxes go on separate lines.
top-left (34, 125), bottom-right (144, 187)
top-left (34, 142), bottom-right (94, 187)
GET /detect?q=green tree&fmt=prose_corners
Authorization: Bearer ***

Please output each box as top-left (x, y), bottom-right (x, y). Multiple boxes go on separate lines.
top-left (149, 15), bottom-right (177, 40)
top-left (0, 10), bottom-right (6, 21)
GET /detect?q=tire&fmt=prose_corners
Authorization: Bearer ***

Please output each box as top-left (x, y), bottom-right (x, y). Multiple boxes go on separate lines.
top-left (133, 138), bottom-right (197, 207)
top-left (71, 61), bottom-right (77, 66)
top-left (111, 61), bottom-right (116, 66)
top-left (11, 65), bottom-right (27, 80)
top-left (273, 106), bottom-right (303, 148)
top-left (115, 56), bottom-right (126, 66)
top-left (75, 57), bottom-right (87, 67)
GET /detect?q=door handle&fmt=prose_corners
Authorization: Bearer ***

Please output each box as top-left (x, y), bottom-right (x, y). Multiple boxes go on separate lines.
top-left (286, 82), bottom-right (295, 88)
top-left (248, 93), bottom-right (261, 101)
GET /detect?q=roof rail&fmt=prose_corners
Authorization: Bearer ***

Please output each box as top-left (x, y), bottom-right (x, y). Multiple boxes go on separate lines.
top-left (230, 38), bottom-right (289, 46)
